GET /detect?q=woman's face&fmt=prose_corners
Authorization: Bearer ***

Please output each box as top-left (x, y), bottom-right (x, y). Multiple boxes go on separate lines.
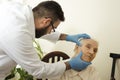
top-left (74, 39), bottom-right (98, 62)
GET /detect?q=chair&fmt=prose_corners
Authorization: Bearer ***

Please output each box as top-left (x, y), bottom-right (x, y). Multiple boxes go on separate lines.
top-left (110, 53), bottom-right (120, 80)
top-left (37, 51), bottom-right (70, 80)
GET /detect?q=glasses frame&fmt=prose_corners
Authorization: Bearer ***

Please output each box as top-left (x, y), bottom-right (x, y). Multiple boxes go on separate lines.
top-left (50, 21), bottom-right (56, 32)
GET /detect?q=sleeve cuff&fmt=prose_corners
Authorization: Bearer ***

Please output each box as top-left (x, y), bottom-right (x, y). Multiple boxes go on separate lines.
top-left (41, 32), bottom-right (61, 43)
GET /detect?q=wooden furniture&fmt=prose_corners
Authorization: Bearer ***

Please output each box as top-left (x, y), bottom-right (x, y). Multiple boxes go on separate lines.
top-left (110, 53), bottom-right (120, 80)
top-left (37, 51), bottom-right (70, 80)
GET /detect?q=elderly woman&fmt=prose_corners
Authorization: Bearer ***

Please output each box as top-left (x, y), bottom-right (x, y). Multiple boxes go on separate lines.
top-left (50, 39), bottom-right (101, 80)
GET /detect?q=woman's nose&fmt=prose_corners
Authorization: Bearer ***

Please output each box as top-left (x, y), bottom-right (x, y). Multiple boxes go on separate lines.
top-left (89, 49), bottom-right (94, 54)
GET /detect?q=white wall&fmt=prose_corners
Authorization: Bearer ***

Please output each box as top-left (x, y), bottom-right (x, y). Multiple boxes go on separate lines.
top-left (52, 0), bottom-right (120, 80)
top-left (24, 0), bottom-right (120, 80)
top-left (39, 0), bottom-right (120, 80)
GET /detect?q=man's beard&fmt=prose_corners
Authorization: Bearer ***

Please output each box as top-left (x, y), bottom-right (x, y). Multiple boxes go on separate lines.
top-left (35, 25), bottom-right (50, 38)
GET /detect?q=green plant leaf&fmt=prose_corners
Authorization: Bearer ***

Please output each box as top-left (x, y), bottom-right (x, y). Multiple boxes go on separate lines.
top-left (5, 73), bottom-right (15, 80)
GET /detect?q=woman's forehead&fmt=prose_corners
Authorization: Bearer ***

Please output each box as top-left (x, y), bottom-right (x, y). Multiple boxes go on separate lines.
top-left (82, 39), bottom-right (98, 47)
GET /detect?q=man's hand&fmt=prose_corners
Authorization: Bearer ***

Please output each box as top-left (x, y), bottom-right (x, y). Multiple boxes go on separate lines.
top-left (68, 51), bottom-right (91, 71)
top-left (66, 34), bottom-right (91, 46)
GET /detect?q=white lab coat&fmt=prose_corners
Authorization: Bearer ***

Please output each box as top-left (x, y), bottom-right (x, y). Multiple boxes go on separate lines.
top-left (0, 1), bottom-right (65, 80)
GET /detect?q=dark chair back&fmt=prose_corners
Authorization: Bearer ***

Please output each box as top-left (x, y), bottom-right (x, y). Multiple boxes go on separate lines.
top-left (37, 51), bottom-right (70, 80)
top-left (110, 53), bottom-right (120, 80)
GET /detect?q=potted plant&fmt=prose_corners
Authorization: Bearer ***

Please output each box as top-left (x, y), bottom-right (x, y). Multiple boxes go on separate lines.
top-left (5, 39), bottom-right (43, 80)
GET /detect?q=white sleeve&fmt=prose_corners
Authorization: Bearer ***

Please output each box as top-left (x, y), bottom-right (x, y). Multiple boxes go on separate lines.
top-left (0, 2), bottom-right (65, 79)
top-left (41, 31), bottom-right (61, 43)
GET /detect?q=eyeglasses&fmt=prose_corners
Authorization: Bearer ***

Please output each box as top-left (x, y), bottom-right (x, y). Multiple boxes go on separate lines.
top-left (51, 21), bottom-right (56, 32)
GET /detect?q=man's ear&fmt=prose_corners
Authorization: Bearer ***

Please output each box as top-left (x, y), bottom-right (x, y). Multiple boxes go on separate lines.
top-left (42, 17), bottom-right (52, 26)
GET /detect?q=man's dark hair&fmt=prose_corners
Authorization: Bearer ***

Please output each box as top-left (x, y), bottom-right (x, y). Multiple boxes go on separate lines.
top-left (33, 1), bottom-right (65, 22)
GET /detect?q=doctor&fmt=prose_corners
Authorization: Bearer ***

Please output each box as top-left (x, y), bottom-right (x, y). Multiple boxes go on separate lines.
top-left (0, 1), bottom-right (91, 80)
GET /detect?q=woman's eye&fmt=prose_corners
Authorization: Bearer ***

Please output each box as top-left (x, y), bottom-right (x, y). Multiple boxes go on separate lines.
top-left (86, 45), bottom-right (91, 49)
top-left (94, 49), bottom-right (98, 53)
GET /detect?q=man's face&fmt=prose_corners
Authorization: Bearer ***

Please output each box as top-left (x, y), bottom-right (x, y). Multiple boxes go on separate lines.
top-left (74, 39), bottom-right (98, 62)
top-left (34, 17), bottom-right (60, 38)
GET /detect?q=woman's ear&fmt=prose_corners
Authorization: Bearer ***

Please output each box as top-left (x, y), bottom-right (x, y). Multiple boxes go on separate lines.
top-left (74, 45), bottom-right (78, 52)
top-left (74, 45), bottom-right (81, 54)
top-left (73, 45), bottom-right (82, 58)
top-left (75, 45), bottom-right (79, 50)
